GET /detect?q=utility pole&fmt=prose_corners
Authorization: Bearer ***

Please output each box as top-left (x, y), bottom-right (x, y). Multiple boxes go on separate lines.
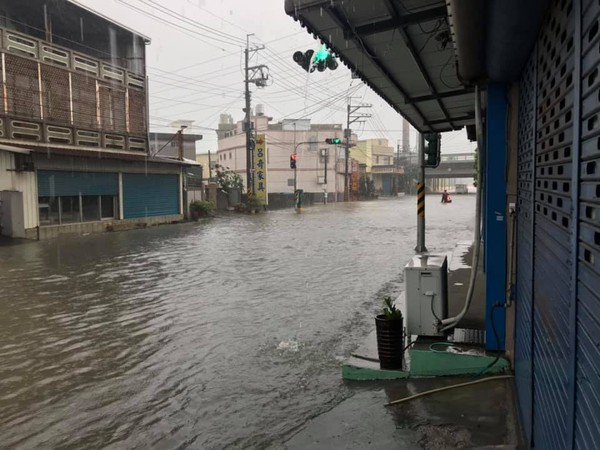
top-left (244, 34), bottom-right (268, 196)
top-left (208, 150), bottom-right (213, 182)
top-left (176, 126), bottom-right (186, 161)
top-left (177, 125), bottom-right (187, 219)
top-left (345, 99), bottom-right (371, 201)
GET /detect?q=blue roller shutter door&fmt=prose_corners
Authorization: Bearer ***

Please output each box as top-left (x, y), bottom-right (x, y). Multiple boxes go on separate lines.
top-left (530, 2), bottom-right (574, 448)
top-left (575, 0), bottom-right (600, 447)
top-left (37, 170), bottom-right (118, 197)
top-left (515, 54), bottom-right (536, 446)
top-left (123, 173), bottom-right (179, 219)
top-left (514, 1), bottom-right (600, 448)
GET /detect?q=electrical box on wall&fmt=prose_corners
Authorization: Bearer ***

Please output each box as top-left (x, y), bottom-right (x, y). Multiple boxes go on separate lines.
top-left (405, 254), bottom-right (448, 337)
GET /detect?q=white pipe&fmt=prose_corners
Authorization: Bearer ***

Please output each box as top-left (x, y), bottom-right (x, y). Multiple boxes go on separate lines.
top-left (441, 85), bottom-right (484, 331)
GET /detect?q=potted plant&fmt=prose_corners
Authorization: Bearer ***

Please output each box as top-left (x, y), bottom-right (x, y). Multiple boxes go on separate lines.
top-left (189, 200), bottom-right (214, 220)
top-left (375, 296), bottom-right (404, 370)
top-left (244, 194), bottom-right (262, 214)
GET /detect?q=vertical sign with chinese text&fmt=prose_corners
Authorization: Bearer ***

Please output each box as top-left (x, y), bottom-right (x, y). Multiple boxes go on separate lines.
top-left (253, 133), bottom-right (268, 205)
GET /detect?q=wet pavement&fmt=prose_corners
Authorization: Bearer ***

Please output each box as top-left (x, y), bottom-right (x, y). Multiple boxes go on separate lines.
top-left (279, 376), bottom-right (520, 450)
top-left (0, 195), bottom-right (477, 449)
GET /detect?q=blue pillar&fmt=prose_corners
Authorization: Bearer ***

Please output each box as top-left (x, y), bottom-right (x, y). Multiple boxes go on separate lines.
top-left (484, 83), bottom-right (507, 351)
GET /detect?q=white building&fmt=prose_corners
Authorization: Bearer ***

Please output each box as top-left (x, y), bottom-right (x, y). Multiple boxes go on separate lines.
top-left (216, 108), bottom-right (358, 203)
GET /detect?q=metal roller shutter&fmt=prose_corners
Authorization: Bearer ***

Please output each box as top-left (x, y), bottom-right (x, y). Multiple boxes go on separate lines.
top-left (532, 1), bottom-right (575, 447)
top-left (575, 0), bottom-right (600, 447)
top-left (515, 52), bottom-right (537, 445)
top-left (123, 173), bottom-right (179, 219)
top-left (37, 170), bottom-right (118, 197)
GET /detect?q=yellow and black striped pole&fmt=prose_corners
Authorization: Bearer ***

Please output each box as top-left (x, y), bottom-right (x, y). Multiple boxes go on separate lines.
top-left (417, 182), bottom-right (425, 217)
top-left (415, 133), bottom-right (428, 253)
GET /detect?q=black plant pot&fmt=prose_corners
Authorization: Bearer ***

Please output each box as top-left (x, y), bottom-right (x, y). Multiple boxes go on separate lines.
top-left (375, 314), bottom-right (404, 370)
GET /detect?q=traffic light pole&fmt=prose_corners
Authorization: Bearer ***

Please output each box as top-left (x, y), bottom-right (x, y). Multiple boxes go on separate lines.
top-left (293, 123), bottom-right (297, 202)
top-left (415, 132), bottom-right (428, 254)
top-left (323, 149), bottom-right (328, 204)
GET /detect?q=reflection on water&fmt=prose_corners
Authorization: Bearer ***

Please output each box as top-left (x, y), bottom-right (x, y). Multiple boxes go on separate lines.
top-left (0, 196), bottom-right (475, 449)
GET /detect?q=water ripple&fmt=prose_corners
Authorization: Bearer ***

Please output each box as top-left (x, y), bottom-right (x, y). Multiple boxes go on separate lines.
top-left (0, 196), bottom-right (476, 449)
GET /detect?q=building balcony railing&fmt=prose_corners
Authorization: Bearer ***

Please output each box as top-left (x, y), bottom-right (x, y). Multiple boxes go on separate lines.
top-left (371, 165), bottom-right (404, 174)
top-left (0, 27), bottom-right (148, 153)
top-left (0, 28), bottom-right (145, 87)
top-left (0, 116), bottom-right (147, 152)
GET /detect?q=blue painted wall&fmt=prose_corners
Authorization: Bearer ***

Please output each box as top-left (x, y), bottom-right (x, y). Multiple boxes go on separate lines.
top-left (484, 83), bottom-right (508, 351)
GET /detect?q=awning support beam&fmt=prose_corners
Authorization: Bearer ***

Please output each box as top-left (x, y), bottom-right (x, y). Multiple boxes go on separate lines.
top-left (355, 6), bottom-right (447, 36)
top-left (381, 0), bottom-right (455, 128)
top-left (408, 87), bottom-right (475, 104)
top-left (326, 6), bottom-right (430, 130)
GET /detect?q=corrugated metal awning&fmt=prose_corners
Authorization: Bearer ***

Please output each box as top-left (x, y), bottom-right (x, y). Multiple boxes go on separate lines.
top-left (285, 0), bottom-right (475, 133)
top-left (0, 143), bottom-right (31, 155)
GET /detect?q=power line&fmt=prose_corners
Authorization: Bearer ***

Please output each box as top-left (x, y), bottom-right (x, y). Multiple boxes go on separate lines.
top-left (139, 0), bottom-right (247, 44)
top-left (116, 0), bottom-right (244, 49)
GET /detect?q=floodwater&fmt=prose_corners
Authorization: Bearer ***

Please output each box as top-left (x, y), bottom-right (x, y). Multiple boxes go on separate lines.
top-left (0, 195), bottom-right (475, 449)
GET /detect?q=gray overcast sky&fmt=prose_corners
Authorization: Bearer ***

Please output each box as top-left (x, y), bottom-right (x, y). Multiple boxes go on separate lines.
top-left (75, 0), bottom-right (475, 155)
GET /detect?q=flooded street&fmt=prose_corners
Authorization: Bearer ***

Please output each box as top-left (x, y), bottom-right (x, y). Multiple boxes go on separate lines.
top-left (0, 196), bottom-right (475, 449)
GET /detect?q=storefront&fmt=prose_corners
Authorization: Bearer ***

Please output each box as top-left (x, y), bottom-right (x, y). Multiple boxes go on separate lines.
top-left (37, 170), bottom-right (119, 225)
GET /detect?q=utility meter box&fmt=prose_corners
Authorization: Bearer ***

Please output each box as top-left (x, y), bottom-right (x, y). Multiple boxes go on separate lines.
top-left (405, 254), bottom-right (448, 337)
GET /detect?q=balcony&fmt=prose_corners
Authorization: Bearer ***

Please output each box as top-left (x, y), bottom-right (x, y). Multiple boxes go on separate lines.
top-left (0, 27), bottom-right (148, 154)
top-left (371, 165), bottom-right (404, 174)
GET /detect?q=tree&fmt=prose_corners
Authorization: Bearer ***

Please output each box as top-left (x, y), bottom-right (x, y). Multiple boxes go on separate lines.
top-left (359, 175), bottom-right (376, 199)
top-left (215, 164), bottom-right (244, 194)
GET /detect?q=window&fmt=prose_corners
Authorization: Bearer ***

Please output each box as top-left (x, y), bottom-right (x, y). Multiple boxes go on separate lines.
top-left (60, 196), bottom-right (81, 223)
top-left (101, 196), bottom-right (116, 219)
top-left (82, 196), bottom-right (100, 222)
top-left (38, 194), bottom-right (118, 225)
top-left (38, 197), bottom-right (59, 225)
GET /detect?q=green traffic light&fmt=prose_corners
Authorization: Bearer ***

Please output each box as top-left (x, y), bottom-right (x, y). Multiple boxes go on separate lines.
top-left (313, 45), bottom-right (330, 63)
top-left (333, 138), bottom-right (341, 144)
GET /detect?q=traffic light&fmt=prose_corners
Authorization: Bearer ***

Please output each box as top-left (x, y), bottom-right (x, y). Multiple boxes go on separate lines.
top-left (293, 50), bottom-right (314, 72)
top-left (325, 137), bottom-right (341, 145)
top-left (423, 133), bottom-right (441, 168)
top-left (290, 154), bottom-right (298, 169)
top-left (292, 45), bottom-right (338, 73)
top-left (313, 45), bottom-right (338, 72)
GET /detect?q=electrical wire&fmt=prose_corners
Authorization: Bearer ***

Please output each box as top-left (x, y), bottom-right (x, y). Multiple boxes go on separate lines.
top-left (116, 0), bottom-right (245, 49)
top-left (139, 0), bottom-right (247, 45)
top-left (474, 304), bottom-right (504, 376)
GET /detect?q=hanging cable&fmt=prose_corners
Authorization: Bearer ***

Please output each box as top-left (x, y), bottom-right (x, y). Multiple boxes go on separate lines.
top-left (440, 85), bottom-right (484, 332)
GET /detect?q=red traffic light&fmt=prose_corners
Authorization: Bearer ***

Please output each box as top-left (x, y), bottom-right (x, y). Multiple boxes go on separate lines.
top-left (291, 154), bottom-right (298, 160)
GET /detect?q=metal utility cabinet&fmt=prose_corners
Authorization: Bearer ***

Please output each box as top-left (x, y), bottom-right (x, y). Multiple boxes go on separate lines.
top-left (405, 254), bottom-right (448, 337)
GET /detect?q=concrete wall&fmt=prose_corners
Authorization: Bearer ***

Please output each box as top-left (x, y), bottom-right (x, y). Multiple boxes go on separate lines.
top-left (28, 214), bottom-right (184, 240)
top-left (149, 133), bottom-right (202, 161)
top-left (0, 150), bottom-right (38, 230)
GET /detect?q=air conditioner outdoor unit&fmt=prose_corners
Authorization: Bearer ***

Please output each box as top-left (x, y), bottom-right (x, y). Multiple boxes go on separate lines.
top-left (405, 254), bottom-right (448, 337)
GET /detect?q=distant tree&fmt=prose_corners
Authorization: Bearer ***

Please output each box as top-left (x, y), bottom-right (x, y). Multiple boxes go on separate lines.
top-left (359, 175), bottom-right (376, 199)
top-left (215, 164), bottom-right (244, 194)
